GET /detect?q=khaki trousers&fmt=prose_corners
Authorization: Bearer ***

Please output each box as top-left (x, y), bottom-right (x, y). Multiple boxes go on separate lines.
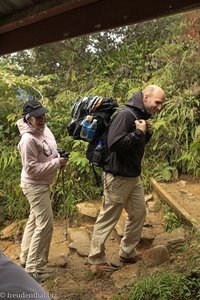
top-left (88, 173), bottom-right (146, 264)
top-left (20, 183), bottom-right (53, 273)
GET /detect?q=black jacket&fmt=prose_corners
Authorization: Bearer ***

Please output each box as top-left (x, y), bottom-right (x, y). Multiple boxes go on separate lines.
top-left (104, 91), bottom-right (151, 177)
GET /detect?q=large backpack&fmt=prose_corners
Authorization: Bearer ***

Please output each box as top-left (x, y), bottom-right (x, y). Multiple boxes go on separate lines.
top-left (67, 96), bottom-right (118, 140)
top-left (67, 96), bottom-right (118, 183)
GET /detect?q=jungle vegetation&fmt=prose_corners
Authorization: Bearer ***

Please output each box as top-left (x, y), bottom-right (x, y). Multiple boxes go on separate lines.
top-left (0, 9), bottom-right (199, 220)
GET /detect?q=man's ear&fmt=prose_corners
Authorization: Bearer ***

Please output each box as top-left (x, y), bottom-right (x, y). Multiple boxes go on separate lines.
top-left (143, 93), bottom-right (148, 102)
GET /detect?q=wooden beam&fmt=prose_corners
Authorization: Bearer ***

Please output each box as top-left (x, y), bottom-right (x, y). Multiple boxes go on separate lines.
top-left (150, 178), bottom-right (199, 230)
top-left (0, 0), bottom-right (200, 55)
top-left (0, 0), bottom-right (99, 34)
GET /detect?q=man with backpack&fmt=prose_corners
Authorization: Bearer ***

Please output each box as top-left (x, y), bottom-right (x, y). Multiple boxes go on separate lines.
top-left (88, 85), bottom-right (165, 271)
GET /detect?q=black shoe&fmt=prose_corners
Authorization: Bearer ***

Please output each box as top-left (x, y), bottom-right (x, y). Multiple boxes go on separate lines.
top-left (20, 263), bottom-right (26, 268)
top-left (119, 253), bottom-right (143, 264)
top-left (27, 272), bottom-right (50, 281)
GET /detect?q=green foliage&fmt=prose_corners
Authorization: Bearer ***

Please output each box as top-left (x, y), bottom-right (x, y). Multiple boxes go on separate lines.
top-left (129, 271), bottom-right (200, 300)
top-left (0, 146), bottom-right (29, 219)
top-left (186, 229), bottom-right (200, 270)
top-left (0, 10), bottom-right (200, 219)
top-left (189, 137), bottom-right (200, 176)
top-left (142, 158), bottom-right (179, 193)
top-left (162, 205), bottom-right (183, 232)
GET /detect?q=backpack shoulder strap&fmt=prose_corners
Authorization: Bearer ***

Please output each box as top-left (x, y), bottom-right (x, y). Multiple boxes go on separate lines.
top-left (125, 107), bottom-right (139, 120)
top-left (111, 106), bottom-right (139, 121)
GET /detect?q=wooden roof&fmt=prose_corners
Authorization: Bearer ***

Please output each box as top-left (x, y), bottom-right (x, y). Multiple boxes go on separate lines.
top-left (0, 0), bottom-right (200, 55)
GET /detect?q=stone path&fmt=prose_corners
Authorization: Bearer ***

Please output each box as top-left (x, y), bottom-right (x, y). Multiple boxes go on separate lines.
top-left (0, 193), bottom-right (188, 300)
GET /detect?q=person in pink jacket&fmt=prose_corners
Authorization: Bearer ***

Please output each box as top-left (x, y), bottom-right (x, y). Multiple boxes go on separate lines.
top-left (17, 99), bottom-right (68, 280)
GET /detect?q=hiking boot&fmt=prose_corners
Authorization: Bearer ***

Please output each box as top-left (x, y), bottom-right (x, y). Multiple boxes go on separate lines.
top-left (27, 272), bottom-right (51, 281)
top-left (20, 262), bottom-right (26, 268)
top-left (119, 253), bottom-right (143, 264)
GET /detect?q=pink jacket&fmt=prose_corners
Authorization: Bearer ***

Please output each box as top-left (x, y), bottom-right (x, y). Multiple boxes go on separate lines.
top-left (17, 119), bottom-right (60, 185)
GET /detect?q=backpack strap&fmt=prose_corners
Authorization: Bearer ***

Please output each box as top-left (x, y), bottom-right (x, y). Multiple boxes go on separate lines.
top-left (91, 164), bottom-right (102, 186)
top-left (125, 107), bottom-right (139, 120)
top-left (111, 106), bottom-right (139, 122)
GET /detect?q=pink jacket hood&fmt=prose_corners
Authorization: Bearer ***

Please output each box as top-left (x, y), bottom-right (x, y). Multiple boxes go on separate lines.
top-left (17, 118), bottom-right (43, 135)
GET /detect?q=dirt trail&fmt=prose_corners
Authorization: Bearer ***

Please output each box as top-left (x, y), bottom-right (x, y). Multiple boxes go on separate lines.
top-left (1, 175), bottom-right (199, 300)
top-left (2, 221), bottom-right (134, 300)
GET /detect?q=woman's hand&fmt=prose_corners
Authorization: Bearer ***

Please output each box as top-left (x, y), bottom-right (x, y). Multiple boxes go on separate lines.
top-left (59, 157), bottom-right (68, 170)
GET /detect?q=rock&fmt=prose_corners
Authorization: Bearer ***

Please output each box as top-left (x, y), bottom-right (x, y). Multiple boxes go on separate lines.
top-left (179, 189), bottom-right (188, 194)
top-left (152, 227), bottom-right (186, 250)
top-left (76, 201), bottom-right (100, 218)
top-left (49, 242), bottom-right (69, 259)
top-left (179, 190), bottom-right (196, 201)
top-left (111, 265), bottom-right (141, 288)
top-left (0, 220), bottom-right (27, 240)
top-left (141, 227), bottom-right (156, 241)
top-left (68, 240), bottom-right (90, 257)
top-left (47, 222), bottom-right (70, 262)
top-left (152, 191), bottom-right (161, 202)
top-left (3, 243), bottom-right (21, 261)
top-left (67, 227), bottom-right (90, 241)
top-left (90, 264), bottom-right (101, 274)
top-left (76, 201), bottom-right (101, 223)
top-left (145, 212), bottom-right (163, 226)
top-left (67, 227), bottom-right (91, 257)
top-left (178, 180), bottom-right (186, 187)
top-left (188, 195), bottom-right (197, 201)
top-left (0, 241), bottom-right (13, 252)
top-left (148, 201), bottom-right (161, 213)
top-left (143, 245), bottom-right (170, 267)
top-left (48, 256), bottom-right (68, 268)
top-left (143, 212), bottom-right (165, 237)
top-left (51, 222), bottom-right (67, 244)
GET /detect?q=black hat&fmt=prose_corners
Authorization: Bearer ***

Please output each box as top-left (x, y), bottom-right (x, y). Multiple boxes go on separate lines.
top-left (23, 99), bottom-right (48, 118)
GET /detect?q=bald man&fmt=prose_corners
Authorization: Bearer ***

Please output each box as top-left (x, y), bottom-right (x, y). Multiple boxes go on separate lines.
top-left (88, 85), bottom-right (165, 271)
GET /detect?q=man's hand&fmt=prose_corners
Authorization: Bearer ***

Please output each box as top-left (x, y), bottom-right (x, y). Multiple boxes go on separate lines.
top-left (135, 119), bottom-right (147, 133)
top-left (59, 157), bottom-right (68, 170)
top-left (146, 121), bottom-right (153, 134)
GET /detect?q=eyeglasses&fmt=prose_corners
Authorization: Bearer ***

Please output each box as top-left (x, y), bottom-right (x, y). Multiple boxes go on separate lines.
top-left (42, 140), bottom-right (52, 157)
